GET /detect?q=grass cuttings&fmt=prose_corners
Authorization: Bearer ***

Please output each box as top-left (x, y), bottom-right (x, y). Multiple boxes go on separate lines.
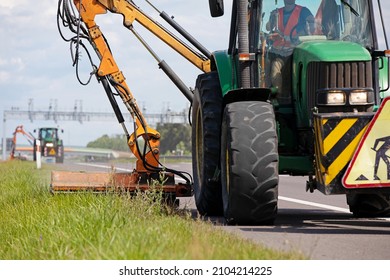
top-left (0, 161), bottom-right (302, 260)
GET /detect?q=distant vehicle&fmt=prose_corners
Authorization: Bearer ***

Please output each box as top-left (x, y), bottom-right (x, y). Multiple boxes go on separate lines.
top-left (33, 127), bottom-right (64, 163)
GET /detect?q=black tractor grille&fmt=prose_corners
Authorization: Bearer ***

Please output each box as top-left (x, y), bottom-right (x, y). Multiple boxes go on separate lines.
top-left (306, 61), bottom-right (373, 113)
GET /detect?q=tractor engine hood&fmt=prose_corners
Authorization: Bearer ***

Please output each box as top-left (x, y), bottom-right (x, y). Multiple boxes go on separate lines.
top-left (294, 40), bottom-right (372, 63)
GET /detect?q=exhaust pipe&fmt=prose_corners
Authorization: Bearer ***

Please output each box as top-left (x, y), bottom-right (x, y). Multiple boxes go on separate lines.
top-left (237, 0), bottom-right (250, 88)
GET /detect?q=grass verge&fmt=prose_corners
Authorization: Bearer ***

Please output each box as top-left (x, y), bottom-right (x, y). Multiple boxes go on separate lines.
top-left (0, 161), bottom-right (304, 260)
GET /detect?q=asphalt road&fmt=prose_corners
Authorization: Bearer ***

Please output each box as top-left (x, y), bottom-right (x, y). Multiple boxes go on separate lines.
top-left (55, 160), bottom-right (390, 260)
top-left (220, 175), bottom-right (390, 260)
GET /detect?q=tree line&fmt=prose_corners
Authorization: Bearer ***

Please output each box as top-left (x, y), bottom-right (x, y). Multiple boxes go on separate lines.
top-left (87, 123), bottom-right (191, 155)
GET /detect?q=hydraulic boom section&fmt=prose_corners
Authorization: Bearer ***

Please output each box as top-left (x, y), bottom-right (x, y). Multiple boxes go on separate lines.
top-left (55, 0), bottom-right (211, 196)
top-left (72, 0), bottom-right (159, 172)
top-left (68, 0), bottom-right (211, 172)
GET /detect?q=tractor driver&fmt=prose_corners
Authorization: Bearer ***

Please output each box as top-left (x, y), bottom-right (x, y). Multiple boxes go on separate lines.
top-left (266, 0), bottom-right (314, 104)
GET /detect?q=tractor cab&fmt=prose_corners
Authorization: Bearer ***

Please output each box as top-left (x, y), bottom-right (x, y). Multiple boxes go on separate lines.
top-left (262, 0), bottom-right (378, 105)
top-left (39, 128), bottom-right (59, 142)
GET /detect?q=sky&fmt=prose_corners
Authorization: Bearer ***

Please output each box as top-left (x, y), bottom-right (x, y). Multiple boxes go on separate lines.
top-left (1, 0), bottom-right (390, 155)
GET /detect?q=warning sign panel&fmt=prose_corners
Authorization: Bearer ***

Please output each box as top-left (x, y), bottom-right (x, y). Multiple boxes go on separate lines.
top-left (49, 148), bottom-right (56, 156)
top-left (343, 97), bottom-right (390, 189)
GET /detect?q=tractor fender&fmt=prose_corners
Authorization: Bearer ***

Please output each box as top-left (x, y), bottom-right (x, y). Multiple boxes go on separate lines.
top-left (211, 50), bottom-right (237, 96)
top-left (211, 50), bottom-right (271, 104)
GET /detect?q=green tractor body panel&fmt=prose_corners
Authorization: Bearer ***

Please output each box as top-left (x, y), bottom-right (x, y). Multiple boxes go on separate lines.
top-left (294, 40), bottom-right (371, 63)
top-left (379, 58), bottom-right (390, 99)
top-left (212, 50), bottom-right (237, 96)
top-left (293, 41), bottom-right (372, 128)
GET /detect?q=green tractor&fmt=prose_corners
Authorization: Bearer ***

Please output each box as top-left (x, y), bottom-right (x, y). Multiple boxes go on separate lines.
top-left (33, 127), bottom-right (64, 163)
top-left (192, 0), bottom-right (390, 224)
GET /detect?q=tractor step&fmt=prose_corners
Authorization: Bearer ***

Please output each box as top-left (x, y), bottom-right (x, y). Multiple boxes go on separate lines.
top-left (50, 170), bottom-right (193, 197)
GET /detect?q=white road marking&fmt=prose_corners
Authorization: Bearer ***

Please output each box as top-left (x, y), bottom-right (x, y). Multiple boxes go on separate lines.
top-left (75, 162), bottom-right (132, 172)
top-left (279, 196), bottom-right (390, 221)
top-left (279, 196), bottom-right (350, 213)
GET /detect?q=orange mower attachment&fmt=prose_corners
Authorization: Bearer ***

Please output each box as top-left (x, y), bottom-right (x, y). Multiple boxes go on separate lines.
top-left (50, 170), bottom-right (193, 198)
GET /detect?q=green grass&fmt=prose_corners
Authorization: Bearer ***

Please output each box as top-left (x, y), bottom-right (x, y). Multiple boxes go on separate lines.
top-left (0, 161), bottom-right (304, 260)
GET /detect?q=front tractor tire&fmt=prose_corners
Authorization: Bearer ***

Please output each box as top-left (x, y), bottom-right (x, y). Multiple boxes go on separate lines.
top-left (56, 147), bottom-right (64, 163)
top-left (221, 101), bottom-right (279, 225)
top-left (192, 72), bottom-right (223, 216)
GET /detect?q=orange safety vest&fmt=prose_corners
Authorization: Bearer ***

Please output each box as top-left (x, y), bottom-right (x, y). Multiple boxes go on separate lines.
top-left (273, 5), bottom-right (303, 47)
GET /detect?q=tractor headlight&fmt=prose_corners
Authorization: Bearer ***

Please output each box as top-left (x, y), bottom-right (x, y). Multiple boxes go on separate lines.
top-left (326, 91), bottom-right (346, 105)
top-left (317, 90), bottom-right (346, 106)
top-left (349, 90), bottom-right (373, 105)
top-left (317, 88), bottom-right (374, 106)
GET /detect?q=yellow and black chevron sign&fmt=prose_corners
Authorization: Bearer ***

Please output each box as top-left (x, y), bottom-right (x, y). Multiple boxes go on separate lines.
top-left (313, 112), bottom-right (374, 194)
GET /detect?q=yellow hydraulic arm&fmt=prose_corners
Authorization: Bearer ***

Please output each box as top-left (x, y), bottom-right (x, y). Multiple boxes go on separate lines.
top-left (71, 0), bottom-right (211, 172)
top-left (76, 0), bottom-right (211, 72)
top-left (53, 0), bottom-right (210, 194)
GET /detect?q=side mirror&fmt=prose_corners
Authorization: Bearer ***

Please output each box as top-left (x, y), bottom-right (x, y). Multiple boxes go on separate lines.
top-left (209, 0), bottom-right (224, 17)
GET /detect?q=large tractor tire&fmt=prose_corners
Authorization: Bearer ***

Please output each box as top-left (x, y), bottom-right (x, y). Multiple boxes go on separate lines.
top-left (56, 146), bottom-right (64, 164)
top-left (192, 71), bottom-right (223, 216)
top-left (347, 193), bottom-right (390, 217)
top-left (221, 101), bottom-right (279, 225)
